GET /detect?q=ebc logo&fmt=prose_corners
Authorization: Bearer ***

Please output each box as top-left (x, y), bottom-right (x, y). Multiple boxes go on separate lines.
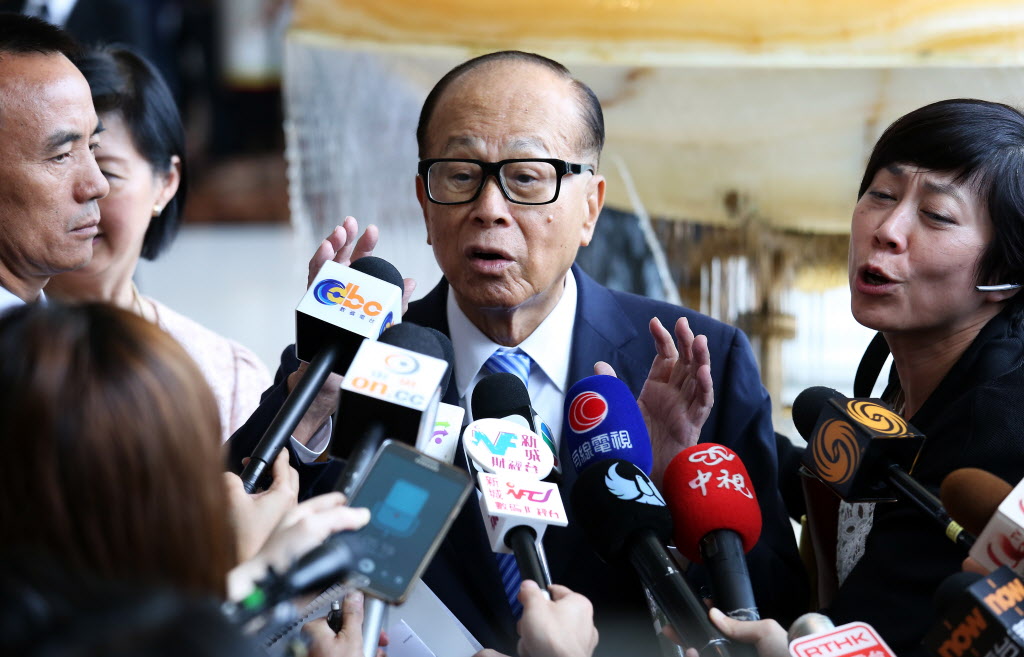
top-left (384, 352), bottom-right (419, 375)
top-left (567, 391), bottom-right (607, 433)
top-left (314, 279), bottom-right (346, 305)
top-left (378, 311), bottom-right (395, 337)
top-left (313, 279), bottom-right (384, 316)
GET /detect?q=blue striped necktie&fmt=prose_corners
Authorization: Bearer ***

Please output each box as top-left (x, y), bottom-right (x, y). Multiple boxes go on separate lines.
top-left (483, 347), bottom-right (531, 619)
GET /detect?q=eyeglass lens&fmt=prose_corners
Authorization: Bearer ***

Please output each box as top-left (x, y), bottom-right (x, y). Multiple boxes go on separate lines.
top-left (427, 161), bottom-right (559, 204)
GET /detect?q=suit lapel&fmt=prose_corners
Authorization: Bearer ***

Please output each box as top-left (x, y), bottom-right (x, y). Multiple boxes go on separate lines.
top-left (566, 264), bottom-right (641, 387)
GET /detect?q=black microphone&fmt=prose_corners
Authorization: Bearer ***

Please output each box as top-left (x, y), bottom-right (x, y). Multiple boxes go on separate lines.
top-left (571, 458), bottom-right (733, 657)
top-left (239, 257), bottom-right (404, 493)
top-left (472, 372), bottom-right (559, 480)
top-left (925, 567), bottom-right (1024, 657)
top-left (794, 386), bottom-right (974, 549)
top-left (331, 323), bottom-right (450, 497)
top-left (469, 374), bottom-right (560, 590)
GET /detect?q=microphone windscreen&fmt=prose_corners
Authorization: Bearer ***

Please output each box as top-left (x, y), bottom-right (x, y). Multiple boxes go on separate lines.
top-left (941, 468), bottom-right (1014, 536)
top-left (563, 375), bottom-right (652, 476)
top-left (933, 571), bottom-right (984, 615)
top-left (787, 613), bottom-right (836, 643)
top-left (663, 443), bottom-right (762, 563)
top-left (378, 322), bottom-right (444, 360)
top-left (350, 256), bottom-right (404, 290)
top-left (793, 386), bottom-right (846, 441)
top-left (569, 459), bottom-right (672, 563)
top-left (472, 373), bottom-right (532, 422)
top-left (421, 327), bottom-right (454, 396)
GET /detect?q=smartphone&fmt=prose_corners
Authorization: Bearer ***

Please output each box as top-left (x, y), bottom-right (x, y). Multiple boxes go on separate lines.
top-left (344, 440), bottom-right (472, 603)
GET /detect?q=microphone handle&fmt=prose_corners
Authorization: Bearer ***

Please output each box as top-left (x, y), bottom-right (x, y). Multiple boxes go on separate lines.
top-left (240, 342), bottom-right (343, 493)
top-left (334, 422), bottom-right (389, 498)
top-left (700, 529), bottom-right (760, 621)
top-left (506, 526), bottom-right (551, 590)
top-left (886, 464), bottom-right (976, 549)
top-left (627, 530), bottom-right (732, 657)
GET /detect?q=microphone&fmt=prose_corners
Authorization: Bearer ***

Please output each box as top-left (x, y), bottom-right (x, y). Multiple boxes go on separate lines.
top-left (942, 469), bottom-right (1023, 575)
top-left (786, 613), bottom-right (835, 643)
top-left (467, 376), bottom-right (566, 591)
top-left (663, 443), bottom-right (762, 621)
top-left (571, 458), bottom-right (732, 657)
top-left (239, 257), bottom-right (405, 492)
top-left (563, 374), bottom-right (653, 476)
top-left (469, 375), bottom-right (561, 589)
top-left (331, 322), bottom-right (451, 497)
top-left (924, 567), bottom-right (1024, 657)
top-left (794, 386), bottom-right (974, 549)
top-left (472, 372), bottom-right (559, 479)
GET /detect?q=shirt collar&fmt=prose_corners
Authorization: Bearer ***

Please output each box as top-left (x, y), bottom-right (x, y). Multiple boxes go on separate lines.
top-left (447, 270), bottom-right (578, 397)
top-left (0, 285), bottom-right (43, 314)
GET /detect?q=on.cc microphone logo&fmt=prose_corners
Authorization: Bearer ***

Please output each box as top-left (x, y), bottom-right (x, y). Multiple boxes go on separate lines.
top-left (567, 391), bottom-right (608, 433)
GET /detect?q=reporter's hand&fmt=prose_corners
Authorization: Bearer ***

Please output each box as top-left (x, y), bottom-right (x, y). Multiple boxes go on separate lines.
top-left (226, 491), bottom-right (370, 600)
top-left (305, 591), bottom-right (388, 657)
top-left (701, 607), bottom-right (789, 657)
top-left (516, 580), bottom-right (598, 657)
top-left (250, 492), bottom-right (369, 574)
top-left (291, 216), bottom-right (417, 445)
top-left (224, 450), bottom-right (299, 563)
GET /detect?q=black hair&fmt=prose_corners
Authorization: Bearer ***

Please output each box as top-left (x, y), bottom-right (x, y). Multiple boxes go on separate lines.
top-left (73, 46), bottom-right (186, 260)
top-left (415, 50), bottom-right (604, 167)
top-left (0, 12), bottom-right (78, 58)
top-left (859, 99), bottom-right (1024, 304)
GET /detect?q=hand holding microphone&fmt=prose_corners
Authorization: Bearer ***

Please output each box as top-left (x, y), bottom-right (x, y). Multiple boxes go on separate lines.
top-left (516, 580), bottom-right (599, 657)
top-left (240, 253), bottom-right (406, 493)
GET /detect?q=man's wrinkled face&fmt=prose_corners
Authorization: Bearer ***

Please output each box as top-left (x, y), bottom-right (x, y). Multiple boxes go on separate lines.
top-left (416, 60), bottom-right (604, 316)
top-left (0, 52), bottom-right (108, 284)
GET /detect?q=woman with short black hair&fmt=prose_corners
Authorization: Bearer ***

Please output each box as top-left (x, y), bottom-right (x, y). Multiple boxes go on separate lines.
top-left (46, 45), bottom-right (270, 442)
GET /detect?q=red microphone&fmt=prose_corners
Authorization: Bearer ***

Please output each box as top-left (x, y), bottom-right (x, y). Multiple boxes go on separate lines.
top-left (664, 444), bottom-right (762, 621)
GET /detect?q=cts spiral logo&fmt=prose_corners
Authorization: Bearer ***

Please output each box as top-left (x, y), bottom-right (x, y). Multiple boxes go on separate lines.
top-left (378, 311), bottom-right (394, 337)
top-left (567, 391), bottom-right (608, 433)
top-left (846, 400), bottom-right (908, 436)
top-left (384, 352), bottom-right (419, 375)
top-left (812, 418), bottom-right (860, 485)
top-left (314, 279), bottom-right (347, 306)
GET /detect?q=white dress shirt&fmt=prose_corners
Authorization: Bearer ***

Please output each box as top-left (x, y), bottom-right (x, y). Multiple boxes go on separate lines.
top-left (448, 271), bottom-right (578, 450)
top-left (0, 285), bottom-right (43, 315)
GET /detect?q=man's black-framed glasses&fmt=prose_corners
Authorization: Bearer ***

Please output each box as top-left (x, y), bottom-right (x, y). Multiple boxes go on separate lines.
top-left (418, 158), bottom-right (595, 206)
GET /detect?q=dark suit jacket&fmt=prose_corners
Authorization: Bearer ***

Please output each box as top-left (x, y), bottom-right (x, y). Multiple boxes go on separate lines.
top-left (226, 265), bottom-right (807, 654)
top-left (2, 0), bottom-right (152, 56)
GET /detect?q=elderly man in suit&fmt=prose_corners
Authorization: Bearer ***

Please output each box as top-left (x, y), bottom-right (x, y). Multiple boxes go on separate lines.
top-left (228, 50), bottom-right (805, 655)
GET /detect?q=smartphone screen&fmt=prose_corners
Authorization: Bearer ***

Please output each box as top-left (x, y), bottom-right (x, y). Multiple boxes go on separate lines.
top-left (345, 440), bottom-right (472, 603)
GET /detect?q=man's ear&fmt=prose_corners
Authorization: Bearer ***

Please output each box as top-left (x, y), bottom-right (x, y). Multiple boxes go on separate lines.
top-left (580, 173), bottom-right (605, 247)
top-left (416, 175), bottom-right (432, 245)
